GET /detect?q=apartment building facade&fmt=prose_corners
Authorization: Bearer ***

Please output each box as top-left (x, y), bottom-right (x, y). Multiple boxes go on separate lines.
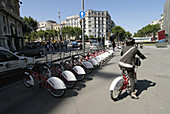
top-left (65, 10), bottom-right (115, 38)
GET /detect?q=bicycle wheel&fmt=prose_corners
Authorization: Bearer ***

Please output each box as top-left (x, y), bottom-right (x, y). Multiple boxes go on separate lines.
top-left (110, 77), bottom-right (124, 101)
top-left (23, 74), bottom-right (33, 88)
top-left (64, 81), bottom-right (76, 89)
top-left (85, 68), bottom-right (93, 74)
top-left (47, 87), bottom-right (65, 97)
top-left (76, 74), bottom-right (85, 81)
top-left (41, 67), bottom-right (51, 78)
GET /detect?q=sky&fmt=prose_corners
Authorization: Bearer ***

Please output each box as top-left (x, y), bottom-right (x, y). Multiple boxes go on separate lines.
top-left (20, 0), bottom-right (167, 34)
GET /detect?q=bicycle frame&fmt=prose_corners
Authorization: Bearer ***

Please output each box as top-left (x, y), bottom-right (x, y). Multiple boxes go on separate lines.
top-left (27, 70), bottom-right (54, 89)
top-left (120, 70), bottom-right (137, 90)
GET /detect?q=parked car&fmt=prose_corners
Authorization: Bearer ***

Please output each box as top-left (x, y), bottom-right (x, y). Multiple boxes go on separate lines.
top-left (0, 47), bottom-right (34, 79)
top-left (15, 45), bottom-right (44, 57)
top-left (71, 41), bottom-right (80, 48)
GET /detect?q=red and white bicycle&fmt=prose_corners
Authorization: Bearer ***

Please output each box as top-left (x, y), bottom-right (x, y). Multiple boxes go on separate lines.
top-left (109, 58), bottom-right (140, 101)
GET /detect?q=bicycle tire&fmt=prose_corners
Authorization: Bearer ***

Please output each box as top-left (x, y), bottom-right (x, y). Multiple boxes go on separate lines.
top-left (64, 81), bottom-right (76, 89)
top-left (110, 77), bottom-right (124, 101)
top-left (85, 68), bottom-right (93, 74)
top-left (23, 74), bottom-right (33, 88)
top-left (47, 87), bottom-right (65, 97)
top-left (76, 74), bottom-right (85, 81)
top-left (41, 67), bottom-right (51, 78)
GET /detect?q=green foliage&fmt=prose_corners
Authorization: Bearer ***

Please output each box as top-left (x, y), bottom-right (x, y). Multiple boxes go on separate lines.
top-left (61, 26), bottom-right (82, 40)
top-left (89, 35), bottom-right (94, 38)
top-left (125, 31), bottom-right (132, 38)
top-left (62, 26), bottom-right (74, 39)
top-left (23, 16), bottom-right (38, 33)
top-left (112, 26), bottom-right (127, 41)
top-left (133, 23), bottom-right (161, 38)
top-left (22, 16), bottom-right (38, 42)
top-left (85, 35), bottom-right (88, 40)
top-left (73, 27), bottom-right (82, 40)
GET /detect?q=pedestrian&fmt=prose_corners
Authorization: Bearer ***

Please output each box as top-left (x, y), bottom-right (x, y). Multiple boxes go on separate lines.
top-left (61, 41), bottom-right (63, 50)
top-left (112, 40), bottom-right (116, 51)
top-left (64, 40), bottom-right (68, 50)
top-left (118, 38), bottom-right (146, 99)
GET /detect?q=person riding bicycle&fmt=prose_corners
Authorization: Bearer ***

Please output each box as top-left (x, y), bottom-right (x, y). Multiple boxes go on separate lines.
top-left (118, 38), bottom-right (146, 99)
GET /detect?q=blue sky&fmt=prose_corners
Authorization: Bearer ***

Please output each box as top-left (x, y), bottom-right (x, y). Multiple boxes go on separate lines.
top-left (20, 0), bottom-right (166, 34)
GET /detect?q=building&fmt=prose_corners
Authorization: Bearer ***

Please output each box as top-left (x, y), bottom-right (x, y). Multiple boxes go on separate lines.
top-left (159, 14), bottom-right (164, 30)
top-left (37, 20), bottom-right (56, 31)
top-left (65, 10), bottom-right (115, 39)
top-left (37, 10), bottom-right (115, 40)
top-left (0, 0), bottom-right (24, 51)
top-left (150, 20), bottom-right (160, 25)
top-left (163, 0), bottom-right (170, 43)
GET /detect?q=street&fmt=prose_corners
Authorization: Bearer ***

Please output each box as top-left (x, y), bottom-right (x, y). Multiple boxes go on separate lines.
top-left (0, 45), bottom-right (170, 114)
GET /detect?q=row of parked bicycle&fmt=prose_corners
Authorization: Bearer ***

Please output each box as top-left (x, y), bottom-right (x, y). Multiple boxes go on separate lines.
top-left (23, 48), bottom-right (114, 97)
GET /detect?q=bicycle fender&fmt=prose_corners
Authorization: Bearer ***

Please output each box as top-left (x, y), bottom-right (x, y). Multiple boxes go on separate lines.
top-left (62, 70), bottom-right (77, 81)
top-left (89, 58), bottom-right (98, 66)
top-left (94, 57), bottom-right (101, 63)
top-left (82, 61), bottom-right (94, 69)
top-left (47, 77), bottom-right (66, 89)
top-left (73, 66), bottom-right (86, 75)
top-left (24, 72), bottom-right (34, 85)
top-left (109, 76), bottom-right (124, 91)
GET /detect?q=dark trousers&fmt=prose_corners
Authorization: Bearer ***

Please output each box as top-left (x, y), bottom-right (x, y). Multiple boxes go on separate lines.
top-left (127, 69), bottom-right (135, 92)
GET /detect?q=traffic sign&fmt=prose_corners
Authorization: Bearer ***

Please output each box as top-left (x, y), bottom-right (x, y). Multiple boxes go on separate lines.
top-left (79, 11), bottom-right (86, 18)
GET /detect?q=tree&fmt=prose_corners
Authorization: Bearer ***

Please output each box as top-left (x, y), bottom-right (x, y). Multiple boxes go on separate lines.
top-left (22, 16), bottom-right (38, 42)
top-left (133, 23), bottom-right (161, 38)
top-left (89, 35), bottom-right (94, 38)
top-left (125, 31), bottom-right (132, 38)
top-left (62, 26), bottom-right (74, 40)
top-left (85, 35), bottom-right (88, 40)
top-left (37, 30), bottom-right (45, 41)
top-left (112, 26), bottom-right (126, 41)
top-left (73, 27), bottom-right (82, 40)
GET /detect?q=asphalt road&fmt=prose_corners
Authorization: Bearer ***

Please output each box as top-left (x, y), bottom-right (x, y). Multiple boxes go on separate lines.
top-left (0, 45), bottom-right (170, 114)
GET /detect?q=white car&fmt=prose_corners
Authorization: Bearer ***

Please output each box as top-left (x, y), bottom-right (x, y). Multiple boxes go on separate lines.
top-left (0, 47), bottom-right (34, 78)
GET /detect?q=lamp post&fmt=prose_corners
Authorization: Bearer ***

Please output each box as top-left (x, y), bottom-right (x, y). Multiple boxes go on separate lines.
top-left (58, 9), bottom-right (62, 41)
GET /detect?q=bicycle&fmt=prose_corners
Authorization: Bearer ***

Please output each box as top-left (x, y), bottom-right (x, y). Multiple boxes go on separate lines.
top-left (109, 58), bottom-right (140, 101)
top-left (23, 62), bottom-right (66, 97)
top-left (48, 61), bottom-right (77, 88)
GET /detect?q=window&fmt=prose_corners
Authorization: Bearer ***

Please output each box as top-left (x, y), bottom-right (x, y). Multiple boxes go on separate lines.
top-left (0, 50), bottom-right (19, 62)
top-left (89, 25), bottom-right (91, 27)
top-left (89, 30), bottom-right (92, 32)
top-left (3, 16), bottom-right (6, 23)
top-left (4, 26), bottom-right (7, 33)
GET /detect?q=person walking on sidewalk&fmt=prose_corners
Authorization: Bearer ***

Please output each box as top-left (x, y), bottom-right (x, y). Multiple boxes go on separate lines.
top-left (112, 40), bottom-right (116, 51)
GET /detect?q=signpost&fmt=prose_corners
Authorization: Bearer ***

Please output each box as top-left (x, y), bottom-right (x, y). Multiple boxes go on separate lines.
top-left (80, 0), bottom-right (85, 55)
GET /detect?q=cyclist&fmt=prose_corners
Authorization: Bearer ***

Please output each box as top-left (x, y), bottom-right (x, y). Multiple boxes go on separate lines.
top-left (118, 38), bottom-right (146, 99)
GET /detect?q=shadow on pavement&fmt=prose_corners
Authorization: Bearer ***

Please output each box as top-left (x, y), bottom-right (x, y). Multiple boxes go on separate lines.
top-left (74, 81), bottom-right (86, 91)
top-left (136, 79), bottom-right (156, 96)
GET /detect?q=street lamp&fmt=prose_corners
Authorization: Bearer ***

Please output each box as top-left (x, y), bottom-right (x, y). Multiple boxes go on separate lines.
top-left (58, 9), bottom-right (62, 41)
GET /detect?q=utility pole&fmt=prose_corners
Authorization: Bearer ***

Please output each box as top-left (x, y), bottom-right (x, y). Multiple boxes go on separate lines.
top-left (82, 0), bottom-right (85, 55)
top-left (58, 9), bottom-right (62, 41)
